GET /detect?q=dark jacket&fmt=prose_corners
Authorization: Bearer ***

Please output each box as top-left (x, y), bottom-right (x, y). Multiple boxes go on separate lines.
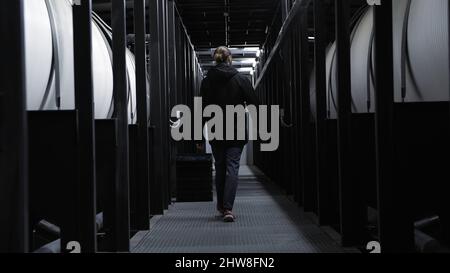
top-left (199, 63), bottom-right (260, 147)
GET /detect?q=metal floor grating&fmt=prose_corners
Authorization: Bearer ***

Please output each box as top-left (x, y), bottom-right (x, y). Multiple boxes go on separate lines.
top-left (131, 166), bottom-right (359, 253)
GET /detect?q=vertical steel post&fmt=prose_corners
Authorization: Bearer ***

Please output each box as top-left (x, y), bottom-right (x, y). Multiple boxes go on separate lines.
top-left (168, 0), bottom-right (178, 202)
top-left (374, 0), bottom-right (414, 252)
top-left (313, 0), bottom-right (331, 225)
top-left (112, 0), bottom-right (130, 252)
top-left (0, 0), bottom-right (29, 253)
top-left (161, 0), bottom-right (170, 209)
top-left (133, 0), bottom-right (150, 230)
top-left (335, 0), bottom-right (365, 246)
top-left (293, 23), bottom-right (303, 205)
top-left (291, 23), bottom-right (300, 204)
top-left (72, 0), bottom-right (97, 253)
top-left (149, 0), bottom-right (165, 214)
top-left (299, 10), bottom-right (313, 212)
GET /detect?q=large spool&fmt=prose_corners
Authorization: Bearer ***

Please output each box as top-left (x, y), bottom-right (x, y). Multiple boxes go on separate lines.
top-left (310, 0), bottom-right (450, 119)
top-left (24, 0), bottom-right (138, 123)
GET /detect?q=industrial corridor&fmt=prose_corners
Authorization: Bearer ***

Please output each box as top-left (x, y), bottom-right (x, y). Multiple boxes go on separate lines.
top-left (1, 0), bottom-right (450, 262)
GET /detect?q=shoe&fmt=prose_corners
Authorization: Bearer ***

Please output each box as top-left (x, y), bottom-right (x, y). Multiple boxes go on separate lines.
top-left (223, 210), bottom-right (235, 222)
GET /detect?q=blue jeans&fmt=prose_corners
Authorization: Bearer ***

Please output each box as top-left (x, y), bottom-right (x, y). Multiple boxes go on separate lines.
top-left (211, 145), bottom-right (243, 211)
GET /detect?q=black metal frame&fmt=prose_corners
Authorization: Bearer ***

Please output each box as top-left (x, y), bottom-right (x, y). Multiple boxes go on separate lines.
top-left (0, 0), bottom-right (29, 253)
top-left (170, 4), bottom-right (205, 197)
top-left (175, 0), bottom-right (279, 48)
top-left (133, 0), bottom-right (150, 231)
top-left (335, 0), bottom-right (365, 247)
top-left (5, 0), bottom-right (450, 254)
top-left (253, 0), bottom-right (313, 210)
top-left (374, 0), bottom-right (414, 252)
top-left (72, 0), bottom-right (97, 253)
top-left (299, 10), bottom-right (314, 212)
top-left (167, 0), bottom-right (178, 201)
top-left (161, 0), bottom-right (170, 210)
top-left (28, 110), bottom-right (80, 252)
top-left (149, 0), bottom-right (165, 215)
top-left (0, 0), bottom-right (204, 253)
top-left (253, 0), bottom-right (370, 249)
top-left (313, 0), bottom-right (331, 226)
top-left (111, 0), bottom-right (131, 252)
top-left (254, 0), bottom-right (307, 90)
top-left (373, 0), bottom-right (396, 252)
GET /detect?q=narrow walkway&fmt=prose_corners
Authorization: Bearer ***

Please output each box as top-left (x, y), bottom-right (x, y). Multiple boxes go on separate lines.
top-left (131, 166), bottom-right (359, 253)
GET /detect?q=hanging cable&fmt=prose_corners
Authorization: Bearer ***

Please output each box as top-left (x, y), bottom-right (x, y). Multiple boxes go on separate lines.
top-left (401, 0), bottom-right (413, 102)
top-left (401, 0), bottom-right (423, 102)
top-left (367, 24), bottom-right (375, 113)
top-left (44, 0), bottom-right (61, 109)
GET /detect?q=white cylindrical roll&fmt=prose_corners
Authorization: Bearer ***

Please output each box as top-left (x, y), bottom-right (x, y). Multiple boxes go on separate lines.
top-left (400, 0), bottom-right (449, 102)
top-left (24, 0), bottom-right (53, 110)
top-left (24, 0), bottom-right (138, 123)
top-left (349, 7), bottom-right (374, 113)
top-left (92, 21), bottom-right (114, 119)
top-left (326, 43), bottom-right (338, 119)
top-left (318, 1), bottom-right (450, 120)
top-left (43, 0), bottom-right (75, 110)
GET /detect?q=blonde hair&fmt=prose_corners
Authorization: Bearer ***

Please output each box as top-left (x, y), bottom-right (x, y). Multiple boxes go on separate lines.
top-left (213, 46), bottom-right (232, 64)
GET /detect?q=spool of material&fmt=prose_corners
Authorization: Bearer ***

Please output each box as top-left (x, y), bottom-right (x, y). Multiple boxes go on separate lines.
top-left (393, 0), bottom-right (449, 102)
top-left (311, 0), bottom-right (450, 119)
top-left (24, 0), bottom-right (138, 123)
top-left (24, 0), bottom-right (53, 111)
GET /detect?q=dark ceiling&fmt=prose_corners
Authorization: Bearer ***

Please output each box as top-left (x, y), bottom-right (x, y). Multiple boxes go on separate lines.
top-left (175, 0), bottom-right (280, 49)
top-left (92, 0), bottom-right (279, 49)
top-left (92, 0), bottom-right (368, 60)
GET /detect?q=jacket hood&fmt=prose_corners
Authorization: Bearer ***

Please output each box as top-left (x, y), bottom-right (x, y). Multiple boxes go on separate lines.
top-left (206, 63), bottom-right (239, 83)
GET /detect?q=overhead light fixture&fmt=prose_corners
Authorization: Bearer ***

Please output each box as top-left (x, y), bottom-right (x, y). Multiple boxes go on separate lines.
top-left (237, 67), bottom-right (254, 73)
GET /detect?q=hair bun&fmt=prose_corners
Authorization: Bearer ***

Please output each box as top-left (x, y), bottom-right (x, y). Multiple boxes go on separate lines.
top-left (214, 53), bottom-right (224, 62)
top-left (213, 46), bottom-right (231, 64)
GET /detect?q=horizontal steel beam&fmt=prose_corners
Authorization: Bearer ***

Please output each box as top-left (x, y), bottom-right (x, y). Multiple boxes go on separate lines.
top-left (185, 19), bottom-right (268, 25)
top-left (188, 28), bottom-right (266, 33)
top-left (179, 9), bottom-right (273, 15)
top-left (254, 0), bottom-right (311, 89)
top-left (93, 0), bottom-right (148, 12)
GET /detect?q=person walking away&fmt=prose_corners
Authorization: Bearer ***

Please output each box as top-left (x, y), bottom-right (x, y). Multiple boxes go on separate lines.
top-left (197, 46), bottom-right (259, 222)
